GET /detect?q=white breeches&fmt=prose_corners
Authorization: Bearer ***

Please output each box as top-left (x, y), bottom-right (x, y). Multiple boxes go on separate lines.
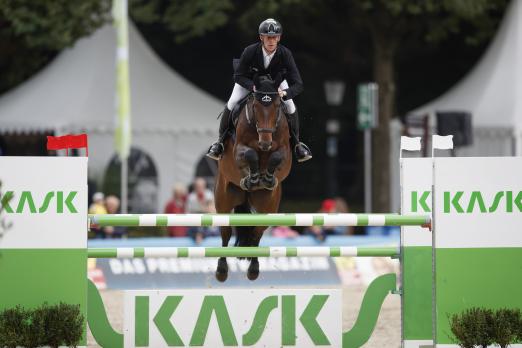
top-left (226, 80), bottom-right (296, 114)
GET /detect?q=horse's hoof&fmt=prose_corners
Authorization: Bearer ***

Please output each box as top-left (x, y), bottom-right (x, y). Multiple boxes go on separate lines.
top-left (216, 271), bottom-right (228, 282)
top-left (240, 175), bottom-right (259, 191)
top-left (247, 261), bottom-right (260, 281)
top-left (247, 270), bottom-right (259, 281)
top-left (261, 175), bottom-right (278, 190)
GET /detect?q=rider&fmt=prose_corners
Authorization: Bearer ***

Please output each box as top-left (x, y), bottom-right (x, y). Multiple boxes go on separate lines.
top-left (206, 18), bottom-right (312, 163)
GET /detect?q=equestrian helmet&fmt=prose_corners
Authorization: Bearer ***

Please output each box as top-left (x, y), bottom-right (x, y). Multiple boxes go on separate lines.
top-left (258, 18), bottom-right (282, 36)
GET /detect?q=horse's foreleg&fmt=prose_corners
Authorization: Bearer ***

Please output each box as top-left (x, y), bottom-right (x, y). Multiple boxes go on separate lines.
top-left (239, 147), bottom-right (260, 191)
top-left (262, 149), bottom-right (284, 190)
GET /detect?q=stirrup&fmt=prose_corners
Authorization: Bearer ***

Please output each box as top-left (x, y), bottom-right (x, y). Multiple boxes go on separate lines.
top-left (294, 142), bottom-right (312, 163)
top-left (206, 142), bottom-right (224, 160)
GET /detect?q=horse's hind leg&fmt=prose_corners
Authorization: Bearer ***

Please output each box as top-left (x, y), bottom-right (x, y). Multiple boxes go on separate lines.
top-left (216, 226), bottom-right (232, 282)
top-left (247, 187), bottom-right (282, 281)
top-left (246, 226), bottom-right (266, 281)
top-left (215, 179), bottom-right (245, 282)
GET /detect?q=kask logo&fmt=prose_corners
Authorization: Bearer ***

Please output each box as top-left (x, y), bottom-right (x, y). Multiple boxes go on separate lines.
top-left (132, 294), bottom-right (331, 347)
top-left (0, 191), bottom-right (78, 214)
top-left (410, 191), bottom-right (522, 213)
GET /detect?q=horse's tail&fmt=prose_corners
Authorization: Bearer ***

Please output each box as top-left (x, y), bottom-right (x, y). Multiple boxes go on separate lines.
top-left (233, 200), bottom-right (255, 252)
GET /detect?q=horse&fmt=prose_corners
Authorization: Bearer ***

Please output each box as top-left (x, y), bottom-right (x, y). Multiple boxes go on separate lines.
top-left (214, 76), bottom-right (292, 282)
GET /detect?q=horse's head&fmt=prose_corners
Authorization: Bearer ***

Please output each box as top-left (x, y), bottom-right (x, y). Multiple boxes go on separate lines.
top-left (250, 75), bottom-right (283, 151)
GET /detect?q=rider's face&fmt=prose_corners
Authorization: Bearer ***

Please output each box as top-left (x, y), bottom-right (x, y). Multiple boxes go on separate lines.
top-left (259, 35), bottom-right (280, 54)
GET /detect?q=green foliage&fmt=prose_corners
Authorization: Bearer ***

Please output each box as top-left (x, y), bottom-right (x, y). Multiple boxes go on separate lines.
top-left (0, 0), bottom-right (110, 93)
top-left (492, 308), bottom-right (521, 348)
top-left (450, 307), bottom-right (521, 348)
top-left (131, 0), bottom-right (233, 43)
top-left (0, 303), bottom-right (84, 348)
top-left (0, 0), bottom-right (111, 50)
top-left (449, 307), bottom-right (494, 348)
top-left (0, 306), bottom-right (28, 348)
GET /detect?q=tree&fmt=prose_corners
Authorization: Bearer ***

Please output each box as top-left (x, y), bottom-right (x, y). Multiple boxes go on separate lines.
top-left (0, 0), bottom-right (111, 93)
top-left (130, 0), bottom-right (233, 43)
top-left (131, 0), bottom-right (507, 210)
top-left (348, 0), bottom-right (507, 211)
top-left (227, 0), bottom-right (507, 211)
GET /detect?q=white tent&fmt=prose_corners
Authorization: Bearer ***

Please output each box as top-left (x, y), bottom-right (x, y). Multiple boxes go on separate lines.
top-left (409, 0), bottom-right (522, 156)
top-left (0, 22), bottom-right (223, 211)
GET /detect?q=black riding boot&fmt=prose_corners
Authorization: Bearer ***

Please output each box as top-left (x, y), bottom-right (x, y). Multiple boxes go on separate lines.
top-left (206, 107), bottom-right (232, 160)
top-left (286, 110), bottom-right (312, 163)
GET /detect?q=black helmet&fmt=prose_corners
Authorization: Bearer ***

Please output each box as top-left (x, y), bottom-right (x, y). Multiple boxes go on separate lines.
top-left (258, 18), bottom-right (282, 36)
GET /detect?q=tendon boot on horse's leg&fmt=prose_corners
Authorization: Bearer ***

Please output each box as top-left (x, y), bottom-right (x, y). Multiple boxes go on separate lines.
top-left (261, 150), bottom-right (283, 190)
top-left (247, 257), bottom-right (260, 281)
top-left (216, 226), bottom-right (232, 282)
top-left (286, 110), bottom-right (312, 163)
top-left (207, 106), bottom-right (232, 160)
top-left (240, 148), bottom-right (260, 191)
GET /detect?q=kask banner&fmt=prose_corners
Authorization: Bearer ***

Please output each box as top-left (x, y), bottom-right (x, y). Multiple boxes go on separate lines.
top-left (123, 289), bottom-right (341, 348)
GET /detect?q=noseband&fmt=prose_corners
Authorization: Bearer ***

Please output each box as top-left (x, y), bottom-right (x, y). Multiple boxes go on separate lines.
top-left (245, 91), bottom-right (283, 134)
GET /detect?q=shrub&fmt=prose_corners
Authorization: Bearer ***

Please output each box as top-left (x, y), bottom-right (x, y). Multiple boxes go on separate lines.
top-left (493, 308), bottom-right (521, 348)
top-left (0, 302), bottom-right (84, 348)
top-left (0, 306), bottom-right (28, 348)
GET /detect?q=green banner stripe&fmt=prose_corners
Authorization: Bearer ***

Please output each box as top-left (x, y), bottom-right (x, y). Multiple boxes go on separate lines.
top-left (89, 214), bottom-right (430, 227)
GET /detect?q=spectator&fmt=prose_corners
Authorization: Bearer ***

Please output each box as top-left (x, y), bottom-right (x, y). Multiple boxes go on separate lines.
top-left (270, 226), bottom-right (299, 238)
top-left (101, 195), bottom-right (127, 239)
top-left (164, 184), bottom-right (188, 237)
top-left (186, 177), bottom-right (218, 243)
top-left (88, 192), bottom-right (107, 214)
top-left (88, 192), bottom-right (106, 239)
top-left (334, 197), bottom-right (353, 235)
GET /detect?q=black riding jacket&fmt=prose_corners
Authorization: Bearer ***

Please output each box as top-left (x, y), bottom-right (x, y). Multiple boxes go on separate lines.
top-left (234, 42), bottom-right (304, 100)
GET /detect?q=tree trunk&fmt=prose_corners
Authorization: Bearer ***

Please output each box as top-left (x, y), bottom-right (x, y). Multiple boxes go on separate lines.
top-left (371, 33), bottom-right (396, 212)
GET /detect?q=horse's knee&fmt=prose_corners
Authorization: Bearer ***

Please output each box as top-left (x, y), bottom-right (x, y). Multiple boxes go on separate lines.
top-left (244, 148), bottom-right (259, 164)
top-left (268, 151), bottom-right (283, 170)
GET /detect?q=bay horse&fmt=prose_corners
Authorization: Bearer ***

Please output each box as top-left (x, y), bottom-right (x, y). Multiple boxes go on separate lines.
top-left (214, 76), bottom-right (292, 281)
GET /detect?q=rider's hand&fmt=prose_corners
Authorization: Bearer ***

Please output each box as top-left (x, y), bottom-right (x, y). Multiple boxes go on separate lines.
top-left (278, 88), bottom-right (287, 98)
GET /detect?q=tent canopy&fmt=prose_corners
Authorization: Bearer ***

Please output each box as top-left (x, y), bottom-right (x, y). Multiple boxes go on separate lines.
top-left (410, 0), bottom-right (522, 130)
top-left (0, 22), bottom-right (223, 133)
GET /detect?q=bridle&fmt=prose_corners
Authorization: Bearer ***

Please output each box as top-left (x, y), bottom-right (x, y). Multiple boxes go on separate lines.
top-left (245, 91), bottom-right (283, 134)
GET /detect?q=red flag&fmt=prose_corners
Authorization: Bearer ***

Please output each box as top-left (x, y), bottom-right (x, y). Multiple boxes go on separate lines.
top-left (47, 134), bottom-right (88, 156)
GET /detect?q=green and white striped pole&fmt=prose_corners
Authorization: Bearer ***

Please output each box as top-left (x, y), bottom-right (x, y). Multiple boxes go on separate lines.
top-left (89, 213), bottom-right (430, 227)
top-left (87, 246), bottom-right (399, 259)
